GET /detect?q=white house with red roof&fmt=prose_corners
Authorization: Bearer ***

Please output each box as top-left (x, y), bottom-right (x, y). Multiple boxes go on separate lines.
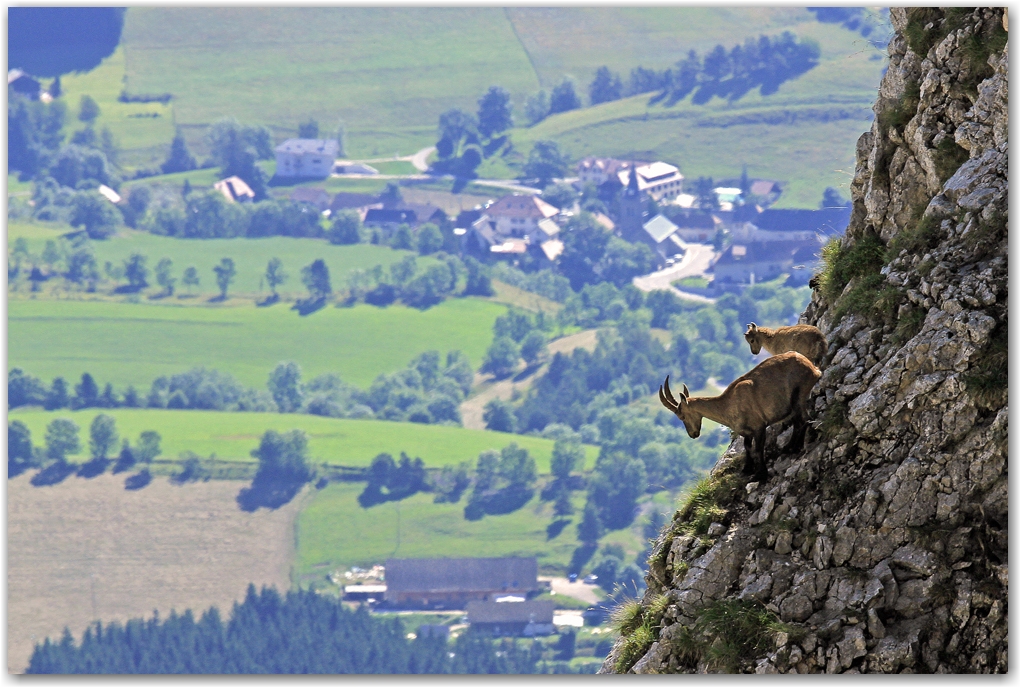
top-left (483, 193), bottom-right (559, 239)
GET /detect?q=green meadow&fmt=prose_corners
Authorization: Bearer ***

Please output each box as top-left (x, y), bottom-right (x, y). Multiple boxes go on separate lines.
top-left (7, 408), bottom-right (594, 472)
top-left (46, 7), bottom-right (887, 208)
top-left (9, 224), bottom-right (438, 299)
top-left (295, 477), bottom-right (686, 581)
top-left (294, 482), bottom-right (590, 582)
top-left (8, 297), bottom-right (505, 389)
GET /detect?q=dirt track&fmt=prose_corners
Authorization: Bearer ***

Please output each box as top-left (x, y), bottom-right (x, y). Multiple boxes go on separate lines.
top-left (7, 472), bottom-right (306, 673)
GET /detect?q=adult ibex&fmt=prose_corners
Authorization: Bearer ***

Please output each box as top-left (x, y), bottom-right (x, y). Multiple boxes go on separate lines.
top-left (744, 322), bottom-right (827, 368)
top-left (658, 352), bottom-right (821, 481)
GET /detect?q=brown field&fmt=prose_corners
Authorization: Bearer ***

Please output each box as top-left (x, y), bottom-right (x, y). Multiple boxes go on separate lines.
top-left (7, 472), bottom-right (308, 673)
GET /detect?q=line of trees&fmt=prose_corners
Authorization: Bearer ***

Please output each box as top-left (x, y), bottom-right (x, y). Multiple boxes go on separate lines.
top-left (9, 415), bottom-right (161, 478)
top-left (518, 31), bottom-right (822, 128)
top-left (9, 347), bottom-right (475, 427)
top-left (26, 585), bottom-right (597, 674)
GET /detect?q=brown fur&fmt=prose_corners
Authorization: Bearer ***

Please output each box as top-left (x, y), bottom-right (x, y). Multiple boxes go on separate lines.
top-left (658, 352), bottom-right (821, 481)
top-left (744, 322), bottom-right (827, 367)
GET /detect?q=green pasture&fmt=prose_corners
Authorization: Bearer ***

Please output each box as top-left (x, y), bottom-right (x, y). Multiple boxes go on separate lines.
top-left (50, 7), bottom-right (886, 200)
top-left (8, 225), bottom-right (437, 298)
top-left (121, 7), bottom-right (541, 151)
top-left (294, 482), bottom-right (592, 582)
top-left (7, 408), bottom-right (595, 472)
top-left (7, 297), bottom-right (506, 389)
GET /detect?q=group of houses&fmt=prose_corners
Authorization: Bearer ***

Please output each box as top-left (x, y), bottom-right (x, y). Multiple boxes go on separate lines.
top-left (342, 556), bottom-right (596, 638)
top-left (574, 155), bottom-right (849, 287)
top-left (180, 135), bottom-right (850, 289)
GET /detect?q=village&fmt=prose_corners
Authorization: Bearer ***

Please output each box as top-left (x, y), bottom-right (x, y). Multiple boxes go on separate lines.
top-left (261, 136), bottom-right (853, 302)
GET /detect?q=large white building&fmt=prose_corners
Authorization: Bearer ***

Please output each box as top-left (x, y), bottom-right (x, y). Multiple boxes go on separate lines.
top-left (615, 161), bottom-right (684, 201)
top-left (274, 139), bottom-right (339, 179)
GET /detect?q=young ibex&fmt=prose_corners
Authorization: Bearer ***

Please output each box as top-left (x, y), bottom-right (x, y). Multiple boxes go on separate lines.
top-left (744, 322), bottom-right (827, 368)
top-left (658, 351), bottom-right (821, 481)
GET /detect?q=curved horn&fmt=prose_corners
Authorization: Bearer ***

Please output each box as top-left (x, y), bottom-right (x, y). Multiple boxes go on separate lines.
top-left (659, 384), bottom-right (677, 412)
top-left (746, 322), bottom-right (757, 333)
top-left (662, 375), bottom-right (680, 410)
top-left (682, 383), bottom-right (690, 398)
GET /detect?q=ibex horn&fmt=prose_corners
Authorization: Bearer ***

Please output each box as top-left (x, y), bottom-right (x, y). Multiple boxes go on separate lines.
top-left (659, 376), bottom-right (679, 411)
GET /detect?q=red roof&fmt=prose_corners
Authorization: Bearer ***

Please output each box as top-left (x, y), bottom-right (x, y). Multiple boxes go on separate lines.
top-left (486, 194), bottom-right (558, 220)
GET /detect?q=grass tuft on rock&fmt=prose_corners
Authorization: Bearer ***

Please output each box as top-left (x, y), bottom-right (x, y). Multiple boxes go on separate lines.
top-left (672, 599), bottom-right (794, 673)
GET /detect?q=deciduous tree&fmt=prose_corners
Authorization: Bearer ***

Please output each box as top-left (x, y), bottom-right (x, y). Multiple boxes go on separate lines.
top-left (45, 418), bottom-right (80, 463)
top-left (89, 413), bottom-right (118, 460)
top-left (213, 257), bottom-right (236, 299)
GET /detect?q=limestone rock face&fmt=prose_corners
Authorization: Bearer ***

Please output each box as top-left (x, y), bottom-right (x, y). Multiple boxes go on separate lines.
top-left (602, 8), bottom-right (1007, 674)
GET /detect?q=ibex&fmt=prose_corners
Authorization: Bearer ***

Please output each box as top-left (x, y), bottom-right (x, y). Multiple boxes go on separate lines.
top-left (658, 352), bottom-right (821, 481)
top-left (744, 322), bottom-right (827, 368)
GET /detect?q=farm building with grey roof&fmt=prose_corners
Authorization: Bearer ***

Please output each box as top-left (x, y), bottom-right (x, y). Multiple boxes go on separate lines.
top-left (384, 556), bottom-right (539, 608)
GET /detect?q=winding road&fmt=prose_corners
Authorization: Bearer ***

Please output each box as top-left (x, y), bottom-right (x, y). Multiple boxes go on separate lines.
top-left (632, 242), bottom-right (718, 303)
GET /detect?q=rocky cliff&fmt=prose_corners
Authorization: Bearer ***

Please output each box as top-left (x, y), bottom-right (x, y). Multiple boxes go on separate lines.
top-left (601, 7), bottom-right (1008, 674)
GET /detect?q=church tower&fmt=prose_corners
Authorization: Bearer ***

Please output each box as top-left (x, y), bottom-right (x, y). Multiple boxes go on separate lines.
top-left (618, 164), bottom-right (644, 239)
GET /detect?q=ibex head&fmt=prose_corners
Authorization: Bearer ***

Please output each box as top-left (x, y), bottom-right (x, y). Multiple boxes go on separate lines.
top-left (658, 375), bottom-right (701, 438)
top-left (744, 322), bottom-right (763, 354)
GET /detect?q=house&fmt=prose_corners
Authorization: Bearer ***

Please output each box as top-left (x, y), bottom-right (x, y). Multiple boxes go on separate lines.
top-left (749, 179), bottom-right (783, 203)
top-left (384, 556), bottom-right (539, 608)
top-left (711, 239), bottom-right (821, 284)
top-left (535, 217), bottom-right (560, 242)
top-left (730, 207), bottom-right (851, 243)
top-left (330, 192), bottom-right (383, 218)
top-left (615, 161), bottom-right (684, 201)
top-left (363, 203), bottom-right (446, 235)
top-left (638, 214), bottom-right (682, 260)
top-left (289, 187), bottom-right (331, 212)
top-left (671, 211), bottom-right (721, 243)
top-left (274, 138), bottom-right (339, 179)
top-left (465, 600), bottom-right (556, 637)
top-left (483, 194), bottom-right (559, 239)
top-left (213, 176), bottom-right (255, 203)
top-left (576, 157), bottom-right (634, 186)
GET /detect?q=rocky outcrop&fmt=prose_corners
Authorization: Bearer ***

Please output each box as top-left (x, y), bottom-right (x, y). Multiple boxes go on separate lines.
top-left (602, 7), bottom-right (1007, 674)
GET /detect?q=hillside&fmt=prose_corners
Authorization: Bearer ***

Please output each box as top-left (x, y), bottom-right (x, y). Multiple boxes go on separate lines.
top-left (46, 7), bottom-right (889, 207)
top-left (603, 8), bottom-right (1007, 674)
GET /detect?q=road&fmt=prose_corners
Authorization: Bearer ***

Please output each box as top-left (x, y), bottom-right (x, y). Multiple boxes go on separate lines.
top-left (333, 146), bottom-right (541, 195)
top-left (632, 242), bottom-right (718, 304)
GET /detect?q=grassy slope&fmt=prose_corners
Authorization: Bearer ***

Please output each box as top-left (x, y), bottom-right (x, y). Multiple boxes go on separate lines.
top-left (8, 224), bottom-right (436, 298)
top-left (8, 297), bottom-right (505, 389)
top-left (58, 7), bottom-right (886, 208)
top-left (8, 408), bottom-right (594, 471)
top-left (121, 7), bottom-right (540, 155)
top-left (295, 482), bottom-right (591, 583)
top-left (509, 21), bottom-right (884, 208)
